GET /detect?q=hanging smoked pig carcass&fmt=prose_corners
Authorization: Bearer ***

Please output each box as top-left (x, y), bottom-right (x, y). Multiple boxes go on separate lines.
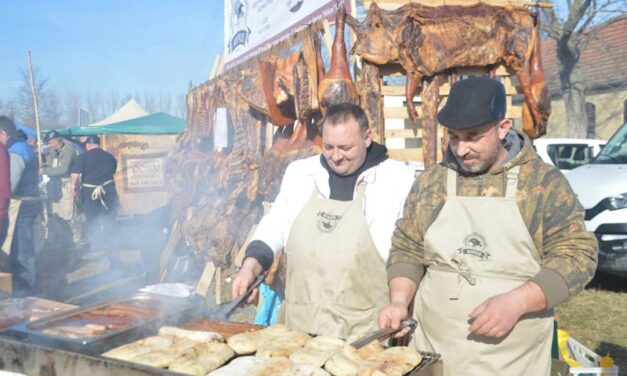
top-left (347, 2), bottom-right (551, 166)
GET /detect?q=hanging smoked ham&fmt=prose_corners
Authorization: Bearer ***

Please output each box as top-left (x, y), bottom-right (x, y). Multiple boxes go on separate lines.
top-left (318, 4), bottom-right (358, 112)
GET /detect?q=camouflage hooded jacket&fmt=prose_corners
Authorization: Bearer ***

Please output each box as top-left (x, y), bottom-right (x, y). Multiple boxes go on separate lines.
top-left (387, 130), bottom-right (598, 308)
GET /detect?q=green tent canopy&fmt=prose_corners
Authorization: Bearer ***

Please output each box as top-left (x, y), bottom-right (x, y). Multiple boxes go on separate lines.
top-left (57, 112), bottom-right (187, 136)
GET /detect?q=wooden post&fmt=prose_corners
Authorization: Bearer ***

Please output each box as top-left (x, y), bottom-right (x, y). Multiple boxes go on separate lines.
top-left (215, 266), bottom-right (222, 305)
top-left (26, 51), bottom-right (43, 167)
top-left (195, 262), bottom-right (216, 298)
top-left (209, 53), bottom-right (223, 80)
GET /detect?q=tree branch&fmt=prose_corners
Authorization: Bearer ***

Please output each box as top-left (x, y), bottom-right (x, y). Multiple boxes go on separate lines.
top-left (541, 7), bottom-right (564, 39)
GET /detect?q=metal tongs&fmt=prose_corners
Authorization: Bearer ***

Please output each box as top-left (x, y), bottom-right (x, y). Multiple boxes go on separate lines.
top-left (350, 318), bottom-right (418, 349)
top-left (212, 272), bottom-right (267, 321)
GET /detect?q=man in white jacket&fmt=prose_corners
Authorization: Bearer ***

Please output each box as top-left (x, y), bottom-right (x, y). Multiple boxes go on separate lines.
top-left (232, 104), bottom-right (415, 338)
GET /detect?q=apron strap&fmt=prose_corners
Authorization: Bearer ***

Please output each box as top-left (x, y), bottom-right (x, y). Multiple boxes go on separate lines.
top-left (446, 168), bottom-right (457, 197)
top-left (505, 166), bottom-right (521, 199)
top-left (82, 179), bottom-right (114, 209)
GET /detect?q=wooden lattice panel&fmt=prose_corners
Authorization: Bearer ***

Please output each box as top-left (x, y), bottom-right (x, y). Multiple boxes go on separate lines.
top-left (380, 64), bottom-right (524, 163)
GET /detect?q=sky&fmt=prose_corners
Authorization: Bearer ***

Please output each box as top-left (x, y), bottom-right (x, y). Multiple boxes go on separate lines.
top-left (0, 1), bottom-right (224, 104)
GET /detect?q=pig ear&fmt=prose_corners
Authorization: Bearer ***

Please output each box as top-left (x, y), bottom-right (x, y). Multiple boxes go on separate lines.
top-left (345, 13), bottom-right (363, 34)
top-left (370, 2), bottom-right (382, 17)
top-left (370, 2), bottom-right (383, 24)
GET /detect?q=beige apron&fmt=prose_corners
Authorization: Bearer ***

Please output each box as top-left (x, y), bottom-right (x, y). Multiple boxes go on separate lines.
top-left (51, 177), bottom-right (74, 221)
top-left (283, 182), bottom-right (389, 338)
top-left (49, 155), bottom-right (74, 221)
top-left (1, 199), bottom-right (22, 255)
top-left (412, 167), bottom-right (553, 375)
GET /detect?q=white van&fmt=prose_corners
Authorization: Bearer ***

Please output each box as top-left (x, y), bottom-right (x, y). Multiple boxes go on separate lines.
top-left (566, 123), bottom-right (627, 277)
top-left (533, 138), bottom-right (605, 172)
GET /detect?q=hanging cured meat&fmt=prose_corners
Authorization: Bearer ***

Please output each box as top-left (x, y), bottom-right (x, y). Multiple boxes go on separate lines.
top-left (318, 4), bottom-right (358, 112)
top-left (359, 62), bottom-right (384, 143)
top-left (348, 2), bottom-right (551, 142)
top-left (259, 59), bottom-right (297, 126)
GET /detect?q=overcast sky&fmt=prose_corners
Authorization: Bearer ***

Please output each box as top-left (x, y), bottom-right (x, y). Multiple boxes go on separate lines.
top-left (0, 1), bottom-right (224, 102)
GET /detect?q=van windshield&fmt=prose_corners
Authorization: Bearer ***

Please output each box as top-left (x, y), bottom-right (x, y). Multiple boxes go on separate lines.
top-left (593, 122), bottom-right (627, 164)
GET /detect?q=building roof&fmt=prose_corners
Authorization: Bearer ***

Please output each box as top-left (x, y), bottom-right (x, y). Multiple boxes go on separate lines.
top-left (541, 17), bottom-right (627, 96)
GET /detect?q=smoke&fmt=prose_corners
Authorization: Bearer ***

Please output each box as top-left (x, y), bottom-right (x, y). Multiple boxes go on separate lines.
top-left (35, 205), bottom-right (173, 305)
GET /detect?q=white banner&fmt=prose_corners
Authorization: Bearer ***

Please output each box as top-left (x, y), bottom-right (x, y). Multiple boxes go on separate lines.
top-left (224, 0), bottom-right (351, 69)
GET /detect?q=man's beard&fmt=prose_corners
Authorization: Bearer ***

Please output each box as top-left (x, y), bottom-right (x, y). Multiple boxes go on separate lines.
top-left (455, 148), bottom-right (500, 174)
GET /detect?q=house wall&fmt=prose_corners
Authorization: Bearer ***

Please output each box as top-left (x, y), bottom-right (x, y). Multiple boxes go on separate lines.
top-left (545, 89), bottom-right (627, 140)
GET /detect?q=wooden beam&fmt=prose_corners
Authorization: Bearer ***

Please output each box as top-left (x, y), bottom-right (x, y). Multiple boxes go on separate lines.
top-left (388, 148), bottom-right (423, 161)
top-left (384, 106), bottom-right (422, 119)
top-left (363, 0), bottom-right (548, 10)
top-left (381, 80), bottom-right (518, 96)
top-left (385, 128), bottom-right (444, 138)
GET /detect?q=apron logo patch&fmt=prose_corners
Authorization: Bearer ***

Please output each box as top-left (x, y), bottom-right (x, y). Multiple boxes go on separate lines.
top-left (457, 233), bottom-right (491, 260)
top-left (316, 211), bottom-right (342, 232)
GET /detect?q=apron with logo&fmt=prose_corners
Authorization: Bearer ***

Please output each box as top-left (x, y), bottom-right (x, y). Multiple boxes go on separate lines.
top-left (283, 182), bottom-right (389, 338)
top-left (412, 167), bottom-right (553, 375)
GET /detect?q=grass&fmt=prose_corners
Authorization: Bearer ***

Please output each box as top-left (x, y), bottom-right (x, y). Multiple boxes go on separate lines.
top-left (556, 274), bottom-right (627, 372)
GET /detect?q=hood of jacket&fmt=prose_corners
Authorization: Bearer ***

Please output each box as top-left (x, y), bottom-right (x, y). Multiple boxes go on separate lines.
top-left (442, 128), bottom-right (539, 176)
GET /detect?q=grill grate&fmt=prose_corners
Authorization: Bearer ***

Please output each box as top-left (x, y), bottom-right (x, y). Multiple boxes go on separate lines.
top-left (408, 351), bottom-right (441, 375)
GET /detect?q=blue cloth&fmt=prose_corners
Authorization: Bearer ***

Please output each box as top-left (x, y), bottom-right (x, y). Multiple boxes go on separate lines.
top-left (254, 283), bottom-right (282, 326)
top-left (16, 124), bottom-right (36, 137)
top-left (8, 140), bottom-right (39, 197)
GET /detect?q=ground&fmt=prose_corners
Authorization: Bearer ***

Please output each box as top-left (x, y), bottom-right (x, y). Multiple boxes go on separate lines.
top-left (556, 272), bottom-right (627, 372)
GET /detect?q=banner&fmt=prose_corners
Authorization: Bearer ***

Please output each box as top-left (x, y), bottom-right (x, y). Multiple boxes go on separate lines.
top-left (224, 0), bottom-right (351, 69)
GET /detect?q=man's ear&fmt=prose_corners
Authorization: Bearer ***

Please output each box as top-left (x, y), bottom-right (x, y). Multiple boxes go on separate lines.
top-left (497, 119), bottom-right (512, 140)
top-left (364, 128), bottom-right (373, 147)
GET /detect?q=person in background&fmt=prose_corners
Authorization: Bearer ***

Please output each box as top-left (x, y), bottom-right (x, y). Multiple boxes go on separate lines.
top-left (0, 140), bottom-right (9, 241)
top-left (0, 116), bottom-right (42, 297)
top-left (231, 104), bottom-right (416, 338)
top-left (41, 130), bottom-right (81, 247)
top-left (70, 135), bottom-right (118, 258)
top-left (378, 77), bottom-right (598, 375)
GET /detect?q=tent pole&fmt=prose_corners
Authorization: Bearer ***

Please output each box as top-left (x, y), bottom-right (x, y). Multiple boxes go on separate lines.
top-left (27, 50), bottom-right (43, 167)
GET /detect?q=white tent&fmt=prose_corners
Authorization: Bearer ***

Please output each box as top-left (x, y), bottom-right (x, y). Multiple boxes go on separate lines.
top-left (89, 98), bottom-right (149, 126)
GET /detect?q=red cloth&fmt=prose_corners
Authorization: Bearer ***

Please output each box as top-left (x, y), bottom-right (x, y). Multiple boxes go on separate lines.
top-left (0, 142), bottom-right (9, 229)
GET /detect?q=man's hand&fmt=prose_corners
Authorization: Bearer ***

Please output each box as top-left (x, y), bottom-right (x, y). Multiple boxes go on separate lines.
top-left (378, 276), bottom-right (418, 338)
top-left (379, 301), bottom-right (411, 338)
top-left (231, 257), bottom-right (263, 304)
top-left (469, 281), bottom-right (547, 338)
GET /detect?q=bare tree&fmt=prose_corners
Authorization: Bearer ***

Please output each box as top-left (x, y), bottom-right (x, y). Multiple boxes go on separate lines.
top-left (106, 90), bottom-right (121, 115)
top-left (174, 93), bottom-right (187, 119)
top-left (158, 92), bottom-right (172, 114)
top-left (44, 93), bottom-right (64, 130)
top-left (542, 0), bottom-right (626, 137)
top-left (85, 91), bottom-right (105, 123)
top-left (5, 66), bottom-right (68, 129)
top-left (142, 92), bottom-right (157, 113)
top-left (64, 91), bottom-right (82, 126)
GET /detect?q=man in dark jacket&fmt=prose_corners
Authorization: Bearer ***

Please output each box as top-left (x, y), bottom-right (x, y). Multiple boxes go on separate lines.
top-left (0, 116), bottom-right (42, 297)
top-left (70, 136), bottom-right (118, 254)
